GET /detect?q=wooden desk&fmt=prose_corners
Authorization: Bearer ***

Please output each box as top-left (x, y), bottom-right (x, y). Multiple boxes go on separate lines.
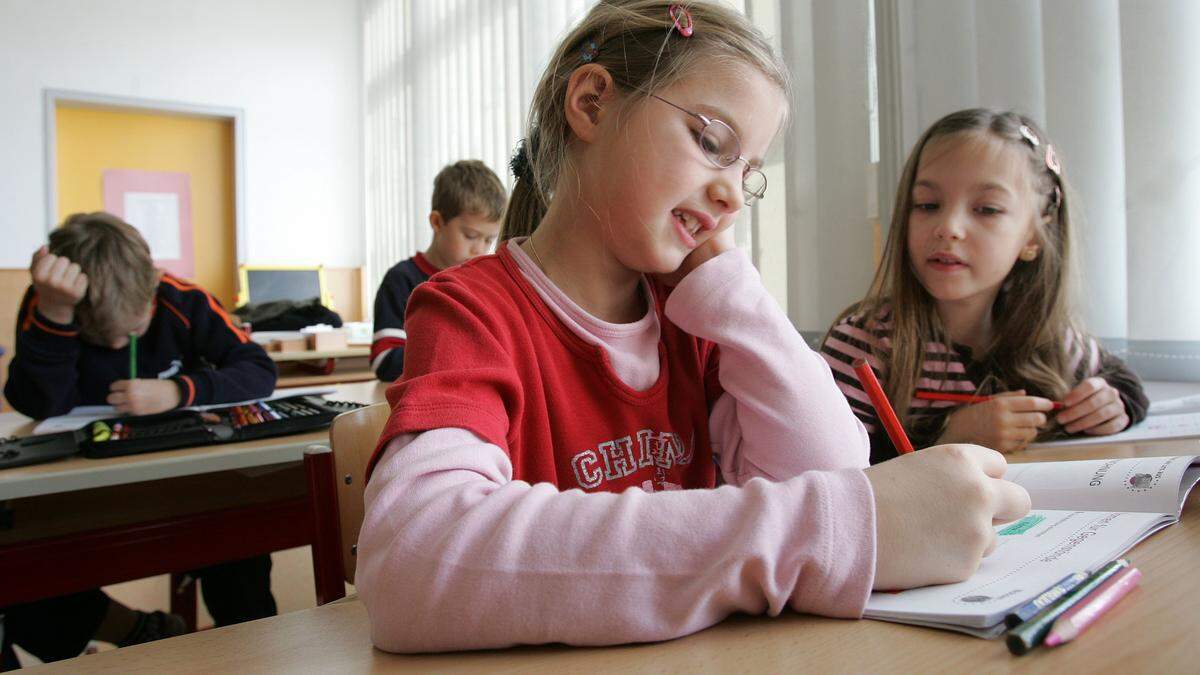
top-left (40, 437), bottom-right (1200, 672)
top-left (269, 346), bottom-right (375, 387)
top-left (267, 347), bottom-right (371, 363)
top-left (0, 381), bottom-right (388, 612)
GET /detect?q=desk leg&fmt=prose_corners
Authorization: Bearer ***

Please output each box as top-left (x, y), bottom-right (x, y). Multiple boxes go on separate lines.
top-left (171, 572), bottom-right (198, 632)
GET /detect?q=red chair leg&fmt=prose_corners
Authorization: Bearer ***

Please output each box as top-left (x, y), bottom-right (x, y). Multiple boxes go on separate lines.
top-left (304, 445), bottom-right (346, 605)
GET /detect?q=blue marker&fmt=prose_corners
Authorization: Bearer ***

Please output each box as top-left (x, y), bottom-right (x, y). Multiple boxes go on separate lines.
top-left (1004, 571), bottom-right (1090, 628)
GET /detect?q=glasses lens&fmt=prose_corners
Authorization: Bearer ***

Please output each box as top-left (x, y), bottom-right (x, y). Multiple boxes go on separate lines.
top-left (743, 169), bottom-right (767, 204)
top-left (700, 121), bottom-right (739, 168)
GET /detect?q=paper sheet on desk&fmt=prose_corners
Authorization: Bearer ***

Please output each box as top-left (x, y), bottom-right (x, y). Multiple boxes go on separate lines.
top-left (1030, 411), bottom-right (1200, 448)
top-left (31, 386), bottom-right (337, 435)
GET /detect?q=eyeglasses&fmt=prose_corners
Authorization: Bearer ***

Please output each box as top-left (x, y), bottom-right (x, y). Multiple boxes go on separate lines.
top-left (650, 94), bottom-right (767, 205)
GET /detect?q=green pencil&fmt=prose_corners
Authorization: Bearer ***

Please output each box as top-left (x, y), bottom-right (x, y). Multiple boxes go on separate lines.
top-left (129, 332), bottom-right (138, 379)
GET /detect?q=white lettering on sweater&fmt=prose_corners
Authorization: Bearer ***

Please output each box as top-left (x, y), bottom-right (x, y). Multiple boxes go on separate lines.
top-left (571, 429), bottom-right (693, 490)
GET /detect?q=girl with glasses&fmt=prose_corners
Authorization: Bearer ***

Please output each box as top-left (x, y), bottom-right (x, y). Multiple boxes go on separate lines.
top-left (357, 0), bottom-right (1030, 653)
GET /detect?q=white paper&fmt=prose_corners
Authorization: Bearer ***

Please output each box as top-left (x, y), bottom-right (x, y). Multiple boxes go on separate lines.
top-left (1149, 393), bottom-right (1200, 416)
top-left (1030, 411), bottom-right (1200, 448)
top-left (31, 387), bottom-right (337, 435)
top-left (123, 192), bottom-right (181, 259)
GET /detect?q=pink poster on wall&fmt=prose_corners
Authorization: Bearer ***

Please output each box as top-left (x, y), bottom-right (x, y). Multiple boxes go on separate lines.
top-left (102, 169), bottom-right (194, 279)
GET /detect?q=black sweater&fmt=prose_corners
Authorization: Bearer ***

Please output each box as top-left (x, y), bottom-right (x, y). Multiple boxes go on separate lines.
top-left (5, 274), bottom-right (277, 419)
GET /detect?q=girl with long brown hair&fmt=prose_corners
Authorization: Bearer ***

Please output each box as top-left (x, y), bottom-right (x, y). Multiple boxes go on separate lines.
top-left (822, 109), bottom-right (1147, 464)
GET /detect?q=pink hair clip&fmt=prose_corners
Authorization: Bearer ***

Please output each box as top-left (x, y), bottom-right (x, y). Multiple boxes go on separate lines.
top-left (1044, 144), bottom-right (1061, 175)
top-left (669, 4), bottom-right (693, 37)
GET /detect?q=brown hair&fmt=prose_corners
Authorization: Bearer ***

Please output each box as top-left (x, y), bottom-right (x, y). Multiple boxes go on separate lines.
top-left (501, 0), bottom-right (790, 242)
top-left (49, 212), bottom-right (160, 342)
top-left (431, 160), bottom-right (507, 223)
top-left (832, 108), bottom-right (1081, 427)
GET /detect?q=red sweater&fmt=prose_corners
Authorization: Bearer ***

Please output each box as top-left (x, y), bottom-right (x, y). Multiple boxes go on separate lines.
top-left (370, 245), bottom-right (723, 493)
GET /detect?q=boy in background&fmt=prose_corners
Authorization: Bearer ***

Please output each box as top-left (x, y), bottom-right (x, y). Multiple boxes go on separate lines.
top-left (371, 160), bottom-right (506, 382)
top-left (2, 212), bottom-right (278, 666)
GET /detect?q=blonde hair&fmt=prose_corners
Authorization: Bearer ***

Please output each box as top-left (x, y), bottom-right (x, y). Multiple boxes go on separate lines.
top-left (835, 108), bottom-right (1081, 427)
top-left (431, 159), bottom-right (507, 222)
top-left (501, 0), bottom-right (790, 241)
top-left (49, 212), bottom-right (160, 342)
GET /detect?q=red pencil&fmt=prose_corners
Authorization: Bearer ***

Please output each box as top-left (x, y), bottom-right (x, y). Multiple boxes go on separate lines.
top-left (852, 359), bottom-right (915, 454)
top-left (915, 391), bottom-right (1066, 410)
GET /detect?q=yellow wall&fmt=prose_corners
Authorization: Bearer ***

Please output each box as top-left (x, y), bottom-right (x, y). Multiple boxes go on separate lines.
top-left (55, 106), bottom-right (237, 306)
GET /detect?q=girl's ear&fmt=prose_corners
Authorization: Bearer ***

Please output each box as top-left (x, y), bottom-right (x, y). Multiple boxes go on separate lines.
top-left (564, 64), bottom-right (616, 144)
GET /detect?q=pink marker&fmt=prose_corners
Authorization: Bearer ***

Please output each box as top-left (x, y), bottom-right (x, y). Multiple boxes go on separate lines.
top-left (1044, 566), bottom-right (1141, 647)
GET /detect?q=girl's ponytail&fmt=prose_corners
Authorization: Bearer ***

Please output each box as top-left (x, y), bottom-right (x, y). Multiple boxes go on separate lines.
top-left (500, 135), bottom-right (546, 242)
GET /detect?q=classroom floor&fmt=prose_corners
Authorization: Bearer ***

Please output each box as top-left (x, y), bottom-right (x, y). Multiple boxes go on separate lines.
top-left (14, 546), bottom-right (351, 666)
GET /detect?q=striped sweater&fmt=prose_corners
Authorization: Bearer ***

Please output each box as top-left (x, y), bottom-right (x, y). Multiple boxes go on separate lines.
top-left (819, 310), bottom-right (1148, 463)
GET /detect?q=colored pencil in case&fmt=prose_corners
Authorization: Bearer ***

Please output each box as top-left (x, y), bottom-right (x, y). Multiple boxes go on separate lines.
top-left (1006, 558), bottom-right (1130, 655)
top-left (915, 391), bottom-right (1066, 411)
top-left (852, 359), bottom-right (914, 454)
top-left (1044, 567), bottom-right (1142, 647)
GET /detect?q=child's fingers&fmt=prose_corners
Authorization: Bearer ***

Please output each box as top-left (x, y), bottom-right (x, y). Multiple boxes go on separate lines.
top-left (1004, 396), bottom-right (1056, 413)
top-left (109, 380), bottom-right (132, 392)
top-left (30, 246), bottom-right (49, 267)
top-left (106, 391), bottom-right (129, 406)
top-left (1061, 377), bottom-right (1104, 407)
top-left (31, 251), bottom-right (58, 280)
top-left (72, 271), bottom-right (89, 297)
top-left (1084, 411), bottom-right (1129, 436)
top-left (990, 478), bottom-right (1031, 524)
top-left (1010, 411), bottom-right (1048, 429)
top-left (1056, 385), bottom-right (1117, 425)
top-left (960, 444), bottom-right (1008, 479)
top-left (48, 256), bottom-right (72, 286)
top-left (1065, 401), bottom-right (1125, 434)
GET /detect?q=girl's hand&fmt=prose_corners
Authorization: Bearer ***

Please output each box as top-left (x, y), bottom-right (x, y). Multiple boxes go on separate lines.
top-left (29, 246), bottom-right (89, 325)
top-left (655, 226), bottom-right (736, 287)
top-left (107, 379), bottom-right (181, 416)
top-left (865, 444), bottom-right (1030, 590)
top-left (1056, 377), bottom-right (1128, 435)
top-left (937, 391), bottom-right (1056, 453)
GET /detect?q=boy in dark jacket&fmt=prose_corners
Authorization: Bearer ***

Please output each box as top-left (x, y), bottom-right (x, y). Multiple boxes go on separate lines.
top-left (371, 160), bottom-right (506, 382)
top-left (2, 212), bottom-right (278, 667)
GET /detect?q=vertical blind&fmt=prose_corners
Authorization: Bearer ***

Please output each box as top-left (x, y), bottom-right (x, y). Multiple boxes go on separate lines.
top-left (363, 0), bottom-right (594, 300)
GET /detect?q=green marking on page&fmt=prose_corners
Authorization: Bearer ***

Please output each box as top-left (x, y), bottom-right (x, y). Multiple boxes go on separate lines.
top-left (999, 514), bottom-right (1045, 536)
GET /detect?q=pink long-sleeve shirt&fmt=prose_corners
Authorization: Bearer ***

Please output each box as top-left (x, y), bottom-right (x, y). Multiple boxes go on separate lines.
top-left (356, 242), bottom-right (876, 652)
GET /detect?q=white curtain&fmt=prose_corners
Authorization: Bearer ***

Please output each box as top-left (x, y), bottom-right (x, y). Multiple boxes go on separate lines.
top-left (873, 0), bottom-right (1200, 344)
top-left (362, 0), bottom-right (594, 305)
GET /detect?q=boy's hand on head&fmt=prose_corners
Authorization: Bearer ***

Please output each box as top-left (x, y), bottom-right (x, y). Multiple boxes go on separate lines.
top-left (30, 246), bottom-right (89, 324)
top-left (938, 391), bottom-right (1056, 453)
top-left (1057, 377), bottom-right (1129, 435)
top-left (107, 379), bottom-right (181, 416)
top-left (655, 226), bottom-right (736, 287)
top-left (865, 444), bottom-right (1030, 591)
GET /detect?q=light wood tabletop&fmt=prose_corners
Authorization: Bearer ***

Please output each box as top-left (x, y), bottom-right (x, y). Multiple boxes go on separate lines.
top-left (267, 347), bottom-right (371, 362)
top-left (0, 380), bottom-right (389, 499)
top-left (36, 436), bottom-right (1200, 673)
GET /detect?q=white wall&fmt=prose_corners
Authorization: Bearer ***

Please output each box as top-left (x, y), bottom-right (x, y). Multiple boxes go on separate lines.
top-left (0, 0), bottom-right (362, 268)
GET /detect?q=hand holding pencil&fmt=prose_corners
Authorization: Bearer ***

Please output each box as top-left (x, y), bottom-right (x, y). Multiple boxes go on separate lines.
top-left (852, 359), bottom-right (1032, 591)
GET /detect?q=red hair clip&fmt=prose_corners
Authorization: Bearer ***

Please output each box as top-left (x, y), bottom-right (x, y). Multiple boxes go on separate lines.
top-left (669, 5), bottom-right (693, 37)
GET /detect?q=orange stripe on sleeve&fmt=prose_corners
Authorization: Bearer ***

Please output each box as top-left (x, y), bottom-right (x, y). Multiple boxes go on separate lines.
top-left (161, 275), bottom-right (249, 343)
top-left (179, 375), bottom-right (196, 406)
top-left (22, 295), bottom-right (80, 337)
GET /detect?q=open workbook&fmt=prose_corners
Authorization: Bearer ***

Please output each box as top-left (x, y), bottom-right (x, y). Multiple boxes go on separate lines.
top-left (864, 454), bottom-right (1200, 638)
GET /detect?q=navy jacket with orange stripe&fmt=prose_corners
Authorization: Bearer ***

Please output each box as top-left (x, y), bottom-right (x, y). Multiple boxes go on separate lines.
top-left (4, 274), bottom-right (278, 420)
